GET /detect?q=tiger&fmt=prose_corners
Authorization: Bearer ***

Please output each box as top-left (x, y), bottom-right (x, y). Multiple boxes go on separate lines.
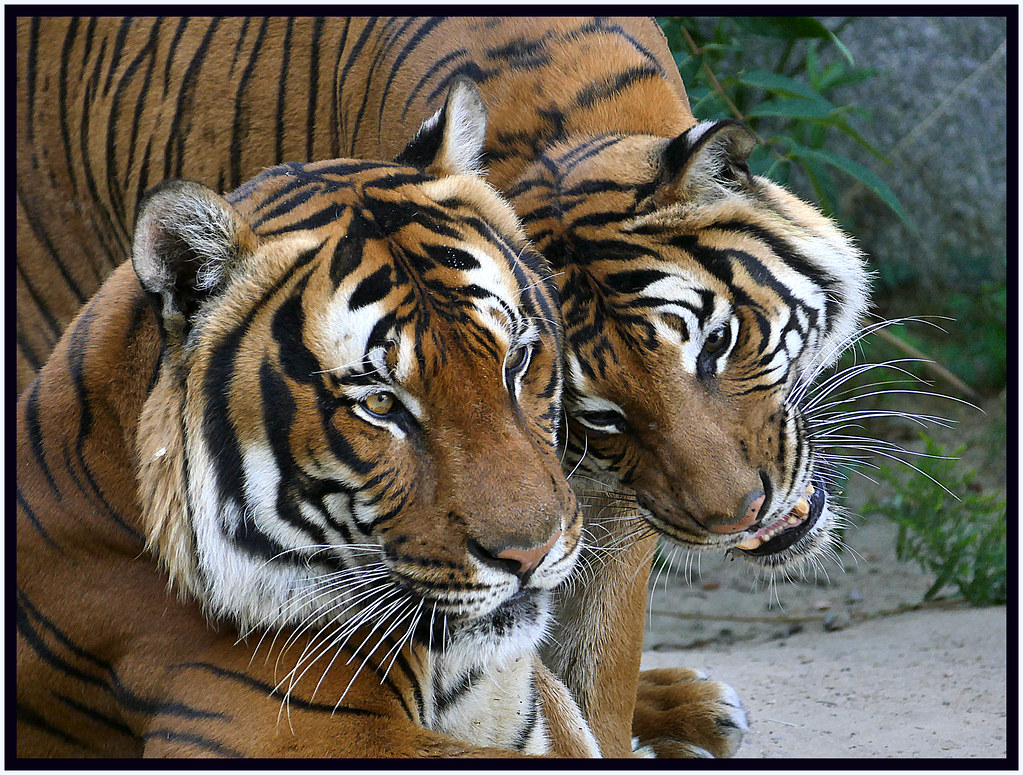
top-left (16, 80), bottom-right (608, 758)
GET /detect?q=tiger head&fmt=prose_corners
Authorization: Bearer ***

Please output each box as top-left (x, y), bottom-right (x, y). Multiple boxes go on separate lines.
top-left (133, 79), bottom-right (581, 662)
top-left (511, 120), bottom-right (871, 571)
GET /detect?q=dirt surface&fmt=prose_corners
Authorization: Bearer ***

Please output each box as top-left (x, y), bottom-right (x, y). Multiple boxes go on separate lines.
top-left (640, 507), bottom-right (1009, 760)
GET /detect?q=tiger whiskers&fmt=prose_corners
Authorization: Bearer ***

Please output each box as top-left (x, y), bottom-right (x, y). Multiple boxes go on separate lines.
top-left (274, 578), bottom-right (401, 688)
top-left (276, 587), bottom-right (415, 724)
top-left (247, 559), bottom-right (392, 663)
top-left (789, 315), bottom-right (952, 408)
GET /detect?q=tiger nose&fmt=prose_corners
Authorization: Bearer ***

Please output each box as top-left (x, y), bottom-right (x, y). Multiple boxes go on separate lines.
top-left (707, 491), bottom-right (765, 534)
top-left (469, 530), bottom-right (562, 576)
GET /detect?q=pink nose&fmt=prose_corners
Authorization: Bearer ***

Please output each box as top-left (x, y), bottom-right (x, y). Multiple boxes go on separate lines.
top-left (495, 530), bottom-right (562, 573)
top-left (707, 493), bottom-right (765, 534)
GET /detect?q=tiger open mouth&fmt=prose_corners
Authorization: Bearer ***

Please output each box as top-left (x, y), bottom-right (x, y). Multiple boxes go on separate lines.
top-left (734, 478), bottom-right (826, 557)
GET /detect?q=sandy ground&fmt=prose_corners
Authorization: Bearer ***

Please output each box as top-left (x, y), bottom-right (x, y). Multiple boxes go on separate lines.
top-left (639, 517), bottom-right (1009, 760)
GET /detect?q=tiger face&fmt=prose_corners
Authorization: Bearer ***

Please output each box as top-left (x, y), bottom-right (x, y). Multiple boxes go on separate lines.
top-left (513, 121), bottom-right (870, 571)
top-left (134, 97), bottom-right (581, 669)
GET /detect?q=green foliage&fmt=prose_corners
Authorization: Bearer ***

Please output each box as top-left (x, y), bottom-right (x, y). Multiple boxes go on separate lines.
top-left (862, 435), bottom-right (1007, 606)
top-left (657, 16), bottom-right (910, 228)
top-left (840, 280), bottom-right (1007, 395)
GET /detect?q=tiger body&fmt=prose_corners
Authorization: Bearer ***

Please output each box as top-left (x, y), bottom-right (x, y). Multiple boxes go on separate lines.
top-left (18, 15), bottom-right (871, 758)
top-left (17, 101), bottom-right (600, 757)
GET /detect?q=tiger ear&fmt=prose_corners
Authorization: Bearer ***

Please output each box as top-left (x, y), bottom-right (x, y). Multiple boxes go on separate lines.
top-left (657, 120), bottom-right (756, 204)
top-left (132, 180), bottom-right (256, 327)
top-left (394, 75), bottom-right (488, 177)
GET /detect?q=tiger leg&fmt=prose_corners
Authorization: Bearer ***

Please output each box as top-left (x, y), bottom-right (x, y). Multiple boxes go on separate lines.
top-left (632, 667), bottom-right (749, 758)
top-left (542, 531), bottom-right (658, 757)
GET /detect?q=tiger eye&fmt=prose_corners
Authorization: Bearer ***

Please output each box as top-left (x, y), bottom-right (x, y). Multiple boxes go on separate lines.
top-left (506, 346), bottom-right (528, 371)
top-left (363, 392), bottom-right (394, 415)
top-left (703, 327), bottom-right (729, 354)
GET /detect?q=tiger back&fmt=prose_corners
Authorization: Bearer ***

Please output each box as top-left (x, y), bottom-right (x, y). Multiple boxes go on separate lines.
top-left (16, 83), bottom-right (599, 758)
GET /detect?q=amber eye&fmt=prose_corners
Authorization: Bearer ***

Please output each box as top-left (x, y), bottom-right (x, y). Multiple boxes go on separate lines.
top-left (703, 325), bottom-right (730, 355)
top-left (505, 345), bottom-right (529, 372)
top-left (362, 392), bottom-right (395, 416)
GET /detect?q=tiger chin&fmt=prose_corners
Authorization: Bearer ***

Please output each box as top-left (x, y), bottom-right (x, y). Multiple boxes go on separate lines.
top-left (17, 80), bottom-right (600, 758)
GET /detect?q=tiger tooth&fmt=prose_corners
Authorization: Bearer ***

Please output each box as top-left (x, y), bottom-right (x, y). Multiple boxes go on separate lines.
top-left (806, 484), bottom-right (815, 495)
top-left (794, 497), bottom-right (810, 517)
top-left (736, 537), bottom-right (763, 550)
top-left (787, 515), bottom-right (801, 525)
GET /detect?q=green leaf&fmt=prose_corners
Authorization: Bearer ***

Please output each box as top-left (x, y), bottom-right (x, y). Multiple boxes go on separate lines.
top-left (691, 92), bottom-right (731, 121)
top-left (748, 97), bottom-right (835, 120)
top-left (827, 29), bottom-right (856, 66)
top-left (738, 69), bottom-right (821, 100)
top-left (820, 66), bottom-right (878, 93)
top-left (734, 17), bottom-right (830, 41)
top-left (830, 118), bottom-right (891, 164)
top-left (806, 40), bottom-right (821, 85)
top-left (786, 143), bottom-right (914, 229)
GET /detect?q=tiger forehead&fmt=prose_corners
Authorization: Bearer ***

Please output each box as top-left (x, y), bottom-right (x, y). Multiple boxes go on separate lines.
top-left (299, 226), bottom-right (534, 387)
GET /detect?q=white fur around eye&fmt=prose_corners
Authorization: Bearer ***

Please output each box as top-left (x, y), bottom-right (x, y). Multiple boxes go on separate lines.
top-left (572, 396), bottom-right (628, 434)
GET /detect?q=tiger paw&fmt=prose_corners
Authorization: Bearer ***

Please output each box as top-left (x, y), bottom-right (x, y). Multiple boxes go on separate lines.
top-left (632, 667), bottom-right (749, 758)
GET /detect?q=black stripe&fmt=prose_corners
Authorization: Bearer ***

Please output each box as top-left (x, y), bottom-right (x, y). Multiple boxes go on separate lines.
top-left (17, 330), bottom-right (44, 371)
top-left (328, 17), bottom-right (351, 156)
top-left (576, 18), bottom-right (668, 78)
top-left (101, 17), bottom-right (132, 96)
top-left (17, 703), bottom-right (89, 750)
top-left (603, 268), bottom-right (670, 296)
top-left (166, 17), bottom-right (220, 180)
top-left (57, 18), bottom-right (81, 200)
top-left (202, 247), bottom-right (320, 560)
top-left (348, 17), bottom-right (414, 154)
top-left (435, 665), bottom-right (483, 714)
top-left (402, 48), bottom-right (467, 120)
top-left (24, 18), bottom-right (40, 145)
top-left (18, 588), bottom-right (230, 721)
top-left (349, 265), bottom-right (393, 310)
top-left (55, 694), bottom-right (139, 739)
top-left (228, 17), bottom-right (250, 74)
top-left (175, 662), bottom-right (383, 718)
top-left (274, 17), bottom-right (294, 165)
top-left (716, 220), bottom-right (836, 325)
top-left (17, 487), bottom-right (60, 549)
top-left (123, 20), bottom-right (162, 191)
top-left (78, 30), bottom-right (125, 270)
top-left (66, 308), bottom-right (143, 540)
top-left (161, 17), bottom-right (189, 99)
top-left (305, 17), bottom-right (324, 160)
top-left (334, 17), bottom-right (380, 156)
top-left (16, 597), bottom-right (108, 689)
top-left (258, 358), bottom-right (330, 547)
top-left (384, 648), bottom-right (424, 723)
top-left (16, 176), bottom-right (89, 312)
top-left (375, 17), bottom-right (444, 129)
top-left (141, 729), bottom-right (243, 758)
top-left (260, 201), bottom-right (347, 236)
top-left (23, 379), bottom-right (61, 499)
top-left (510, 678), bottom-right (539, 751)
top-left (575, 65), bottom-right (660, 110)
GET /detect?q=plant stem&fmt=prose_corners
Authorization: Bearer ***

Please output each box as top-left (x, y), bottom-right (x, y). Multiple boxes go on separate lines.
top-left (875, 329), bottom-right (982, 402)
top-left (679, 27), bottom-right (756, 130)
